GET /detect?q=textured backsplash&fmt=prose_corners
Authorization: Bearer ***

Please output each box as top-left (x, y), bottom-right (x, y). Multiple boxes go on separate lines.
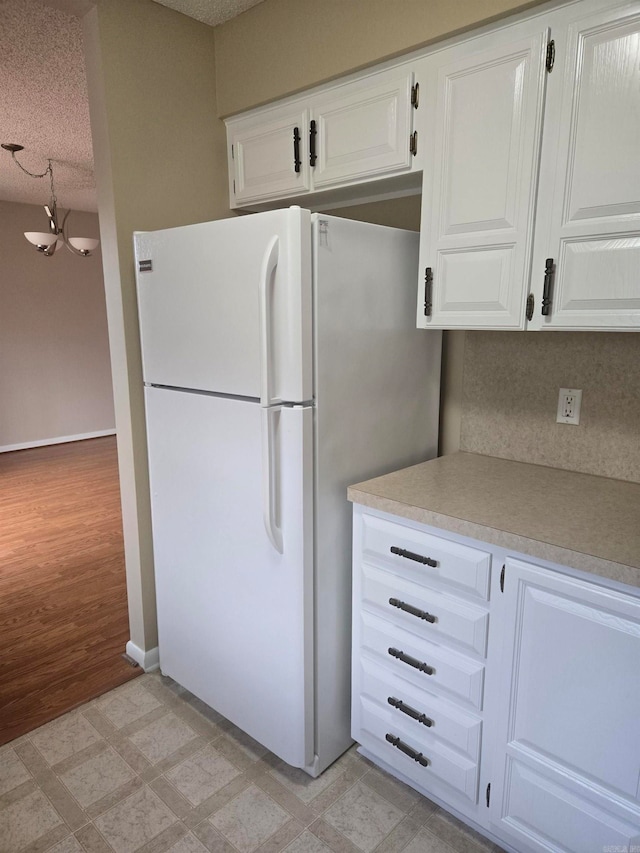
top-left (460, 332), bottom-right (640, 483)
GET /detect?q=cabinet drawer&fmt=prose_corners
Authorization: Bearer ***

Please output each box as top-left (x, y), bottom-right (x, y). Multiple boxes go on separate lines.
top-left (357, 656), bottom-right (482, 761)
top-left (357, 696), bottom-right (479, 802)
top-left (361, 563), bottom-right (489, 656)
top-left (361, 513), bottom-right (491, 600)
top-left (360, 611), bottom-right (485, 709)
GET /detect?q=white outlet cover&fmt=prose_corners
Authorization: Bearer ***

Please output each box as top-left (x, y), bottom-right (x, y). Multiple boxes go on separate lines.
top-left (557, 388), bottom-right (582, 425)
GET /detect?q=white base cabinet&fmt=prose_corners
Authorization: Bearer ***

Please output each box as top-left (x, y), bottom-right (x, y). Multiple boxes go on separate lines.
top-left (489, 557), bottom-right (640, 852)
top-left (351, 504), bottom-right (640, 852)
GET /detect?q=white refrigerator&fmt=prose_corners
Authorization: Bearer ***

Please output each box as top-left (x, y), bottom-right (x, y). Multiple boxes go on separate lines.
top-left (135, 207), bottom-right (441, 777)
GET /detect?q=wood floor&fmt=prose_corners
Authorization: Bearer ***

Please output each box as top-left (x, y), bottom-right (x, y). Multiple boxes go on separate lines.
top-left (0, 436), bottom-right (140, 745)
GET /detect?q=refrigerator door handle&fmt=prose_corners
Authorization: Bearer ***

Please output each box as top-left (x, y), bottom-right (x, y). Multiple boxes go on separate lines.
top-left (261, 406), bottom-right (283, 553)
top-left (259, 235), bottom-right (279, 407)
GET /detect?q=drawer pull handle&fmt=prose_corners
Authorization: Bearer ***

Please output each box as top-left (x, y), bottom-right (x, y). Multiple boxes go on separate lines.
top-left (389, 597), bottom-right (436, 624)
top-left (388, 647), bottom-right (434, 676)
top-left (388, 696), bottom-right (433, 727)
top-left (385, 733), bottom-right (429, 767)
top-left (390, 546), bottom-right (437, 568)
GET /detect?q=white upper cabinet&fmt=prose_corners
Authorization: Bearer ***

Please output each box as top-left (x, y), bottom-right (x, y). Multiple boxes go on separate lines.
top-left (311, 69), bottom-right (415, 189)
top-left (528, 2), bottom-right (640, 330)
top-left (417, 23), bottom-right (549, 330)
top-left (226, 64), bottom-right (420, 209)
top-left (417, 0), bottom-right (640, 331)
top-left (227, 104), bottom-right (311, 206)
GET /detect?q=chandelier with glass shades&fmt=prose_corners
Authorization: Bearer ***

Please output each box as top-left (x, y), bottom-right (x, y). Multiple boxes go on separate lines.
top-left (2, 143), bottom-right (99, 257)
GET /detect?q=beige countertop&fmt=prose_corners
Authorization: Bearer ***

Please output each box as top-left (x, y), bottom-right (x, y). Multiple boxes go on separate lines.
top-left (348, 452), bottom-right (640, 588)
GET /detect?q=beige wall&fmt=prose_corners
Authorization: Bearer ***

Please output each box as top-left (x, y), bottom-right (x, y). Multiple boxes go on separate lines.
top-left (83, 0), bottom-right (228, 658)
top-left (0, 200), bottom-right (114, 450)
top-left (214, 0), bottom-right (548, 115)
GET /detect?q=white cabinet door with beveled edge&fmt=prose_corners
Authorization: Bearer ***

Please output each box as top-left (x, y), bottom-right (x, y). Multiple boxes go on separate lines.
top-left (417, 22), bottom-right (548, 330)
top-left (489, 557), bottom-right (640, 853)
top-left (310, 67), bottom-right (416, 189)
top-left (227, 103), bottom-right (311, 206)
top-left (529, 0), bottom-right (640, 330)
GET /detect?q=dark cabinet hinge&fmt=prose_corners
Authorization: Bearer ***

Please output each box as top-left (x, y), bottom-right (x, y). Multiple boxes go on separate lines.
top-left (411, 82), bottom-right (419, 109)
top-left (486, 782), bottom-right (491, 807)
top-left (233, 178), bottom-right (236, 193)
top-left (526, 293), bottom-right (534, 321)
top-left (546, 39), bottom-right (555, 72)
top-left (500, 564), bottom-right (505, 593)
top-left (409, 130), bottom-right (418, 156)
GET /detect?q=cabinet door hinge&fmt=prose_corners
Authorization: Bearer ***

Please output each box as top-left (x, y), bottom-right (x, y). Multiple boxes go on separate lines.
top-left (486, 782), bottom-right (491, 807)
top-left (500, 564), bottom-right (505, 593)
top-left (409, 131), bottom-right (418, 157)
top-left (411, 82), bottom-right (419, 109)
top-left (526, 293), bottom-right (534, 321)
top-left (546, 39), bottom-right (555, 72)
top-left (233, 178), bottom-right (236, 193)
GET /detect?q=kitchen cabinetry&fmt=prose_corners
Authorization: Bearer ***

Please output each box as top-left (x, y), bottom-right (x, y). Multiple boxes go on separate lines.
top-left (417, 0), bottom-right (640, 331)
top-left (489, 557), bottom-right (640, 852)
top-left (417, 21), bottom-right (549, 330)
top-left (226, 64), bottom-right (420, 209)
top-left (351, 501), bottom-right (640, 851)
top-left (351, 507), bottom-right (493, 826)
top-left (527, 1), bottom-right (640, 330)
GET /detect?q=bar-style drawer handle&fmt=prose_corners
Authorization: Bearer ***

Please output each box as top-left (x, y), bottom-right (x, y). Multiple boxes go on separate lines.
top-left (385, 733), bottom-right (429, 766)
top-left (390, 546), bottom-right (437, 568)
top-left (388, 647), bottom-right (434, 675)
top-left (389, 597), bottom-right (436, 624)
top-left (388, 696), bottom-right (433, 727)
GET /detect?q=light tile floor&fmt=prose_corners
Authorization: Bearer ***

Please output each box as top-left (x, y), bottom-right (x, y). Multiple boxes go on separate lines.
top-left (0, 673), bottom-right (504, 853)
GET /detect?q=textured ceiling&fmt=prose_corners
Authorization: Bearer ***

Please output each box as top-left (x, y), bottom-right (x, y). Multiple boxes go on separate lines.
top-left (151, 0), bottom-right (265, 27)
top-left (0, 0), bottom-right (96, 212)
top-left (0, 0), bottom-right (264, 214)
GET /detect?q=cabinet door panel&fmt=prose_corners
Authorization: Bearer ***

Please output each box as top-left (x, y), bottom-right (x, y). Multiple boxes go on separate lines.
top-left (490, 558), bottom-right (640, 850)
top-left (502, 757), bottom-right (640, 853)
top-left (418, 26), bottom-right (548, 329)
top-left (312, 70), bottom-right (414, 188)
top-left (229, 106), bottom-right (310, 204)
top-left (530, 5), bottom-right (640, 329)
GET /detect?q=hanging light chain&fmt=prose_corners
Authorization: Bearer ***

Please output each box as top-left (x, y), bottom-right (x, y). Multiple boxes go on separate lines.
top-left (8, 149), bottom-right (52, 180)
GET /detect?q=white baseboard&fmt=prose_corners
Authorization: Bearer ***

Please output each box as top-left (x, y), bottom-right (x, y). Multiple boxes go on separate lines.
top-left (126, 641), bottom-right (160, 673)
top-left (0, 429), bottom-right (116, 454)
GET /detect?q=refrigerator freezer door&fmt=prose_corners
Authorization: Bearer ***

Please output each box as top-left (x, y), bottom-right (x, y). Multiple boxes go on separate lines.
top-left (135, 207), bottom-right (312, 403)
top-left (145, 386), bottom-right (314, 767)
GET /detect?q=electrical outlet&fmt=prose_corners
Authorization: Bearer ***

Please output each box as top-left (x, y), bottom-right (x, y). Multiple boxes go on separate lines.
top-left (557, 388), bottom-right (582, 425)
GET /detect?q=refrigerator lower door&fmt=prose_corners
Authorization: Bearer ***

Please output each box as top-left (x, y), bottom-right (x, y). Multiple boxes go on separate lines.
top-left (144, 385), bottom-right (314, 767)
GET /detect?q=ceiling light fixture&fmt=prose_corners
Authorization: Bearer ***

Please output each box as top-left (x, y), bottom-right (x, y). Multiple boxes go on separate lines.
top-left (2, 143), bottom-right (99, 257)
